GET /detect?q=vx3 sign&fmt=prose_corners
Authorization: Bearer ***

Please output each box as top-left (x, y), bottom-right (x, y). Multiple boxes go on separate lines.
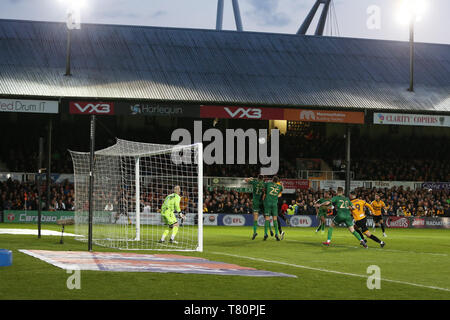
top-left (224, 107), bottom-right (262, 119)
top-left (69, 102), bottom-right (115, 115)
top-left (200, 105), bottom-right (284, 120)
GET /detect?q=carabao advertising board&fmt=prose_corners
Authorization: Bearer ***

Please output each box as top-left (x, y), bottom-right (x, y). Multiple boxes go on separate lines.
top-left (4, 211), bottom-right (449, 229)
top-left (4, 211), bottom-right (74, 224)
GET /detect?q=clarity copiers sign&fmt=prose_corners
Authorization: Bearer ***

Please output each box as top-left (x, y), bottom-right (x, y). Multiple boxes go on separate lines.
top-left (374, 112), bottom-right (450, 127)
top-left (0, 99), bottom-right (59, 114)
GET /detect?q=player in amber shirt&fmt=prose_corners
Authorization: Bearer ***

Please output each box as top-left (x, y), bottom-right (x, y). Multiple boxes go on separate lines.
top-left (371, 194), bottom-right (388, 237)
top-left (350, 192), bottom-right (385, 248)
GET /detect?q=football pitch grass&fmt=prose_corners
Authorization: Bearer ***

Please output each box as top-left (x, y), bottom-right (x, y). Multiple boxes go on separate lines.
top-left (0, 223), bottom-right (449, 300)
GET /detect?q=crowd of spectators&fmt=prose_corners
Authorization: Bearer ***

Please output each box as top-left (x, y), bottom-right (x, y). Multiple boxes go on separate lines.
top-left (203, 189), bottom-right (253, 214)
top-left (349, 160), bottom-right (450, 182)
top-left (1, 176), bottom-right (449, 218)
top-left (0, 179), bottom-right (75, 212)
top-left (203, 186), bottom-right (450, 217)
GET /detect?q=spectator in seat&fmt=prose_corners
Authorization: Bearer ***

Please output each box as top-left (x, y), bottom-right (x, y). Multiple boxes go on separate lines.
top-left (396, 204), bottom-right (405, 216)
top-left (444, 204), bottom-right (450, 217)
top-left (56, 199), bottom-right (66, 211)
top-left (232, 199), bottom-right (240, 214)
top-left (216, 201), bottom-right (224, 213)
top-left (306, 201), bottom-right (316, 215)
top-left (223, 201), bottom-right (233, 213)
top-left (281, 200), bottom-right (289, 215)
top-left (209, 199), bottom-right (218, 213)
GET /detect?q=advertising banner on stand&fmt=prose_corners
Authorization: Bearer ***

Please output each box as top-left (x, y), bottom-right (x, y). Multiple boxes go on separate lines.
top-left (200, 105), bottom-right (284, 120)
top-left (285, 109), bottom-right (365, 124)
top-left (69, 101), bottom-right (115, 115)
top-left (280, 179), bottom-right (309, 193)
top-left (0, 99), bottom-right (58, 114)
top-left (421, 182), bottom-right (450, 190)
top-left (319, 180), bottom-right (364, 191)
top-left (374, 112), bottom-right (450, 127)
top-left (64, 100), bottom-right (201, 117)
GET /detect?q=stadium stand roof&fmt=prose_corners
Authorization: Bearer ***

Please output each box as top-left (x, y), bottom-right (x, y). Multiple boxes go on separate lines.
top-left (0, 19), bottom-right (449, 112)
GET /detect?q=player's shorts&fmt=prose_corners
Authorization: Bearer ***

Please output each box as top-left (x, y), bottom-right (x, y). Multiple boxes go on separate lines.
top-left (252, 199), bottom-right (261, 213)
top-left (373, 215), bottom-right (383, 223)
top-left (161, 210), bottom-right (178, 226)
top-left (318, 210), bottom-right (328, 218)
top-left (264, 202), bottom-right (278, 217)
top-left (332, 213), bottom-right (354, 227)
top-left (354, 218), bottom-right (368, 233)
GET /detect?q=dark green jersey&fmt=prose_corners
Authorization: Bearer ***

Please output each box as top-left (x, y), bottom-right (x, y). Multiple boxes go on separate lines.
top-left (249, 179), bottom-right (265, 202)
top-left (264, 182), bottom-right (283, 204)
top-left (331, 195), bottom-right (352, 216)
top-left (317, 198), bottom-right (331, 215)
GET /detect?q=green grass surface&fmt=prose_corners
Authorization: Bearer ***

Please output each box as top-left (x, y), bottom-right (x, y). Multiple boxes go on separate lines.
top-left (0, 223), bottom-right (449, 300)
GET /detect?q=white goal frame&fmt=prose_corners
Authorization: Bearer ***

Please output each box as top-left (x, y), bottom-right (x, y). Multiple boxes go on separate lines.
top-left (70, 139), bottom-right (203, 252)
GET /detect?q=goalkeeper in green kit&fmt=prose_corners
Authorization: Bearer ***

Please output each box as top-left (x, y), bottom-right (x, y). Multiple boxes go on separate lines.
top-left (263, 176), bottom-right (284, 241)
top-left (159, 185), bottom-right (185, 244)
top-left (318, 187), bottom-right (367, 248)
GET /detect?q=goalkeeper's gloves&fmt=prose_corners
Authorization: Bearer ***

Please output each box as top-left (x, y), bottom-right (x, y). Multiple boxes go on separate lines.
top-left (178, 211), bottom-right (186, 221)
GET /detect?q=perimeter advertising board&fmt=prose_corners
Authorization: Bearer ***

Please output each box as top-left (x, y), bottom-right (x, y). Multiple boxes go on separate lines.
top-left (4, 211), bottom-right (449, 228)
top-left (4, 211), bottom-right (74, 224)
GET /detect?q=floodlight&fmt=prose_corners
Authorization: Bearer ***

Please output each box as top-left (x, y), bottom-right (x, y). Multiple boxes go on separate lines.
top-left (397, 0), bottom-right (427, 24)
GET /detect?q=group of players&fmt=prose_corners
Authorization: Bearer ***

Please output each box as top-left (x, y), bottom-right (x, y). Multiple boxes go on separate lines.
top-left (156, 176), bottom-right (389, 248)
top-left (315, 188), bottom-right (387, 248)
top-left (245, 175), bottom-right (286, 241)
top-left (245, 174), bottom-right (388, 249)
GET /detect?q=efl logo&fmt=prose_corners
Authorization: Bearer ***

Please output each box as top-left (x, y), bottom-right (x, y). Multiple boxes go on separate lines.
top-left (7, 214), bottom-right (15, 222)
top-left (69, 102), bottom-right (114, 115)
top-left (224, 107), bottom-right (262, 119)
top-left (223, 215), bottom-right (246, 226)
top-left (289, 216), bottom-right (312, 227)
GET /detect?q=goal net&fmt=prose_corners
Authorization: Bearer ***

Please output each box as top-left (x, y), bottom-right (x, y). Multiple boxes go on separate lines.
top-left (69, 138), bottom-right (203, 251)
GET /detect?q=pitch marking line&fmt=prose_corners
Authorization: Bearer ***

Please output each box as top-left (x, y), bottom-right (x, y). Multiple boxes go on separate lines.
top-left (286, 239), bottom-right (448, 256)
top-left (211, 251), bottom-right (450, 293)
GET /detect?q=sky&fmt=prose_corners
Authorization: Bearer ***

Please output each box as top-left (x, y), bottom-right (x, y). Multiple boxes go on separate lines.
top-left (0, 0), bottom-right (449, 44)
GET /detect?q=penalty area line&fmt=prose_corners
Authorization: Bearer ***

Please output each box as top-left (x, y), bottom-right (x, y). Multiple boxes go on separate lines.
top-left (210, 251), bottom-right (450, 293)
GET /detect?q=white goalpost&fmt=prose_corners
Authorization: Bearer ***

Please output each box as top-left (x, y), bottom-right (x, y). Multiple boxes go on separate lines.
top-left (69, 138), bottom-right (203, 251)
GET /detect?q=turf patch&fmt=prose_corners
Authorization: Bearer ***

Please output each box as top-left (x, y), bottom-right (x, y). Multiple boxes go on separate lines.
top-left (19, 250), bottom-right (296, 277)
